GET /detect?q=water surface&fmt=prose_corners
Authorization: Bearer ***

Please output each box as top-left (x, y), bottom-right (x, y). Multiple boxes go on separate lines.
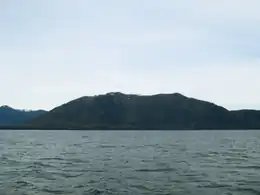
top-left (0, 130), bottom-right (260, 195)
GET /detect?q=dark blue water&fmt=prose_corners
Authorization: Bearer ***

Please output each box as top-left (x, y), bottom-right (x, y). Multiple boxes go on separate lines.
top-left (0, 130), bottom-right (260, 195)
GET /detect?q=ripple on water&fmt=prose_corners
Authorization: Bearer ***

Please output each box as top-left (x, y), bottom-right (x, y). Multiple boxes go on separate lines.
top-left (135, 168), bottom-right (177, 173)
top-left (41, 188), bottom-right (67, 194)
top-left (30, 161), bottom-right (56, 168)
top-left (1, 130), bottom-right (260, 195)
top-left (38, 157), bottom-right (65, 161)
top-left (13, 180), bottom-right (35, 188)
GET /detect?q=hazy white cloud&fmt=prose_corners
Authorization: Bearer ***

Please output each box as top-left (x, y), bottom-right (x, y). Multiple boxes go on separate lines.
top-left (0, 0), bottom-right (259, 110)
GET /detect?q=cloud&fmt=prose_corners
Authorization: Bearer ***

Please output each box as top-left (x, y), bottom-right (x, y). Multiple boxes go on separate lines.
top-left (0, 0), bottom-right (259, 109)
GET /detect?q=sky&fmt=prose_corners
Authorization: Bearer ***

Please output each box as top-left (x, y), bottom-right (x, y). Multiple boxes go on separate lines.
top-left (0, 0), bottom-right (260, 110)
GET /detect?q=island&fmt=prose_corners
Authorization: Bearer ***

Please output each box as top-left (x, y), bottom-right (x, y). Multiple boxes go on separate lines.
top-left (1, 92), bottom-right (259, 130)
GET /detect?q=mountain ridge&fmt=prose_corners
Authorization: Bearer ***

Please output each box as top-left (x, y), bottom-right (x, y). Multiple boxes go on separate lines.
top-left (27, 92), bottom-right (260, 130)
top-left (0, 106), bottom-right (46, 125)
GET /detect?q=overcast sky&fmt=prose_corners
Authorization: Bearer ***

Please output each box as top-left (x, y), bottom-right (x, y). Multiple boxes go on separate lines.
top-left (0, 0), bottom-right (259, 110)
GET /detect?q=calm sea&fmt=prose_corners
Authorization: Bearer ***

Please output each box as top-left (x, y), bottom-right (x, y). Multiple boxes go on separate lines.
top-left (0, 130), bottom-right (260, 195)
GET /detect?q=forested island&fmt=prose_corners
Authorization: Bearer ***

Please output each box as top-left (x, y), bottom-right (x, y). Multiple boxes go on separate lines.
top-left (1, 92), bottom-right (260, 130)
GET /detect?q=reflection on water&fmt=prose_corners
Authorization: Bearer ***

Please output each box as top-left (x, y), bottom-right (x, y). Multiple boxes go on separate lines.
top-left (0, 130), bottom-right (260, 195)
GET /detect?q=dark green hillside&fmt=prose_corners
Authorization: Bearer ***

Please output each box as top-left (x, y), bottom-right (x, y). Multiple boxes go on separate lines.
top-left (0, 105), bottom-right (46, 125)
top-left (29, 92), bottom-right (260, 130)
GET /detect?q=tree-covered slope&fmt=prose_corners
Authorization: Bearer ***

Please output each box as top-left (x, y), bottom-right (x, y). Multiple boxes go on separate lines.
top-left (29, 92), bottom-right (260, 130)
top-left (0, 105), bottom-right (46, 125)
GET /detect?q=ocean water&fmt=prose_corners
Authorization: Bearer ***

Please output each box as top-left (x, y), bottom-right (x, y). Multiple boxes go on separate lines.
top-left (0, 130), bottom-right (260, 195)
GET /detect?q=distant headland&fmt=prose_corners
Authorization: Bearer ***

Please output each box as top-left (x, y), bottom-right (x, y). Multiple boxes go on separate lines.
top-left (1, 92), bottom-right (260, 130)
